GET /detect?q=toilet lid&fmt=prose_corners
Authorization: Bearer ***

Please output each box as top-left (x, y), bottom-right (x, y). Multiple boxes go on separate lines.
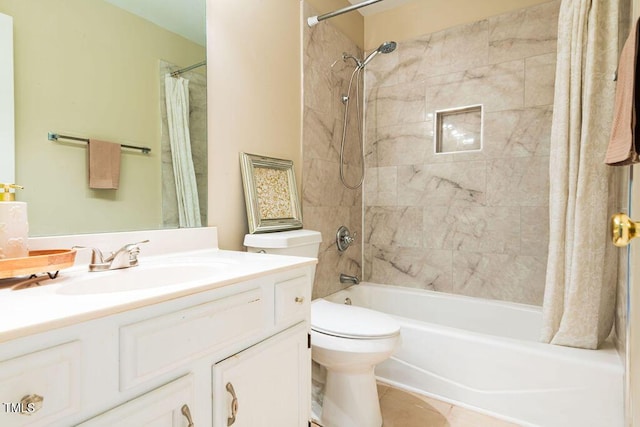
top-left (311, 299), bottom-right (401, 339)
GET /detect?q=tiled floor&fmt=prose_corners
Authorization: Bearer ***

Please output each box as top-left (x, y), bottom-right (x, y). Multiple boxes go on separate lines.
top-left (312, 383), bottom-right (520, 427)
top-left (376, 383), bottom-right (520, 427)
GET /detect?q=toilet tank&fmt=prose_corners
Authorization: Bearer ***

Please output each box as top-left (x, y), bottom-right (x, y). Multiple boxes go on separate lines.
top-left (244, 229), bottom-right (322, 258)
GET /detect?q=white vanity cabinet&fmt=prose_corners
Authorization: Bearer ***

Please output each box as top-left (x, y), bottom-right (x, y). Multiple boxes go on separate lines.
top-left (0, 265), bottom-right (313, 427)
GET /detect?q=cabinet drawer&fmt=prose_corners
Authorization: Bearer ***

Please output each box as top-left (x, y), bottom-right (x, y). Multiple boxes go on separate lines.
top-left (275, 275), bottom-right (310, 327)
top-left (0, 341), bottom-right (81, 427)
top-left (77, 374), bottom-right (194, 427)
top-left (120, 288), bottom-right (265, 390)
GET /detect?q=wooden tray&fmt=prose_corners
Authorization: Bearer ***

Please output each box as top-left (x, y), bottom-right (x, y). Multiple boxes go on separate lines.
top-left (0, 249), bottom-right (77, 279)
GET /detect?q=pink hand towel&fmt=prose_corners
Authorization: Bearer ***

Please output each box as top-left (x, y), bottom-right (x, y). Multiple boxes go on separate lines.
top-left (88, 139), bottom-right (121, 189)
top-left (605, 18), bottom-right (640, 165)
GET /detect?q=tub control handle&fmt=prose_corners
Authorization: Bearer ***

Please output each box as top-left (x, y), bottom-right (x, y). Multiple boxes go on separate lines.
top-left (336, 226), bottom-right (356, 252)
top-left (226, 382), bottom-right (239, 426)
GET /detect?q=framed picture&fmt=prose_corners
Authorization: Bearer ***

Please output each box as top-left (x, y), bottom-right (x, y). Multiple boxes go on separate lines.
top-left (239, 152), bottom-right (303, 234)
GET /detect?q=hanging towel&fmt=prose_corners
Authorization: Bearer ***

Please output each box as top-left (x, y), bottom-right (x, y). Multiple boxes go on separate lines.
top-left (605, 18), bottom-right (640, 165)
top-left (88, 139), bottom-right (121, 189)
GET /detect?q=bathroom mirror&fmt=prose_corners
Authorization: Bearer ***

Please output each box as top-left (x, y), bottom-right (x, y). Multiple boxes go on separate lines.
top-left (0, 0), bottom-right (207, 236)
top-left (0, 12), bottom-right (13, 184)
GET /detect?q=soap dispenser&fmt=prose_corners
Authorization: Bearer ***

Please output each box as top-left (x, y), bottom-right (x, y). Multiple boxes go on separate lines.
top-left (0, 184), bottom-right (29, 259)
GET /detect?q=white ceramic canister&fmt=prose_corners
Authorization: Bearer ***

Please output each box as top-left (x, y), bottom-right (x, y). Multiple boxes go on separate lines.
top-left (0, 184), bottom-right (29, 259)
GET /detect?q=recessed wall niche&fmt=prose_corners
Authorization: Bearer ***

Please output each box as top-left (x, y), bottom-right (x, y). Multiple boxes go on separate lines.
top-left (435, 105), bottom-right (483, 154)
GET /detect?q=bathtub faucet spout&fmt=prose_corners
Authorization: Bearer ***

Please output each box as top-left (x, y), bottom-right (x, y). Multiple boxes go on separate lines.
top-left (340, 273), bottom-right (360, 285)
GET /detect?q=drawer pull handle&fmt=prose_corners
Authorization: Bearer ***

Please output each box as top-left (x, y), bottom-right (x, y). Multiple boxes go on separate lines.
top-left (295, 296), bottom-right (305, 304)
top-left (19, 394), bottom-right (43, 415)
top-left (226, 382), bottom-right (239, 426)
top-left (181, 404), bottom-right (194, 427)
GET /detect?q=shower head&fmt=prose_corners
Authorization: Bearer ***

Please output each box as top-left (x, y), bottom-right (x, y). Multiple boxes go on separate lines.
top-left (378, 41), bottom-right (397, 54)
top-left (361, 41), bottom-right (397, 68)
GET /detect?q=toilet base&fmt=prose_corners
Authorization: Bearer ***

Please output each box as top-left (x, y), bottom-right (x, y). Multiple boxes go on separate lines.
top-left (321, 367), bottom-right (382, 427)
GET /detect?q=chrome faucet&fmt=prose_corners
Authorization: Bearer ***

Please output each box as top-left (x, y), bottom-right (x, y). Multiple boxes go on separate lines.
top-left (339, 273), bottom-right (360, 285)
top-left (75, 240), bottom-right (149, 272)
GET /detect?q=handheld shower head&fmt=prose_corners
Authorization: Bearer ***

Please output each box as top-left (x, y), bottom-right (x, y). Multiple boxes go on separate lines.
top-left (378, 41), bottom-right (398, 54)
top-left (361, 41), bottom-right (397, 68)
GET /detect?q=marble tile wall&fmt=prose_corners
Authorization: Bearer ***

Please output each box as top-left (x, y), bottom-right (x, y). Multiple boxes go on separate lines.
top-left (303, 3), bottom-right (363, 299)
top-left (363, 1), bottom-right (560, 305)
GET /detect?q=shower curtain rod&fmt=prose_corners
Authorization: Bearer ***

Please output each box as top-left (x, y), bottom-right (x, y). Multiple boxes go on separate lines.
top-left (307, 0), bottom-right (383, 27)
top-left (170, 60), bottom-right (206, 78)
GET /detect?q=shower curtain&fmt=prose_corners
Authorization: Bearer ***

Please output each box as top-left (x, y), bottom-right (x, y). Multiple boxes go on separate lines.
top-left (164, 75), bottom-right (202, 228)
top-left (541, 0), bottom-right (619, 349)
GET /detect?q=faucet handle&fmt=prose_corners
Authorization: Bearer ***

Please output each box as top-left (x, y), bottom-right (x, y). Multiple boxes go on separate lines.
top-left (115, 240), bottom-right (149, 251)
top-left (344, 231), bottom-right (357, 245)
top-left (126, 240), bottom-right (148, 262)
top-left (105, 240), bottom-right (149, 264)
top-left (121, 240), bottom-right (149, 255)
top-left (336, 226), bottom-right (357, 252)
top-left (129, 239), bottom-right (150, 247)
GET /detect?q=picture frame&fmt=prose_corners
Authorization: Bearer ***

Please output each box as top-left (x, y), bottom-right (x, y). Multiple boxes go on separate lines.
top-left (239, 152), bottom-right (303, 234)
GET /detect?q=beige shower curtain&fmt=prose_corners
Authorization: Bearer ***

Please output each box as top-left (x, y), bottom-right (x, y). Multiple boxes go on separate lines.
top-left (165, 75), bottom-right (202, 228)
top-left (541, 0), bottom-right (619, 349)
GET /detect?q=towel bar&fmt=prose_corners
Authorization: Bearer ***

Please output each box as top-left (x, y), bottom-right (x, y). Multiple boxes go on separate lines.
top-left (48, 132), bottom-right (151, 154)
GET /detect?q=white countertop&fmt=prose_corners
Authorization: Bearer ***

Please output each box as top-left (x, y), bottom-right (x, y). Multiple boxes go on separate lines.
top-left (0, 228), bottom-right (316, 344)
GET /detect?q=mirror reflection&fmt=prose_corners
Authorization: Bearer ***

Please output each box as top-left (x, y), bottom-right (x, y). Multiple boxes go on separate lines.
top-left (0, 0), bottom-right (207, 236)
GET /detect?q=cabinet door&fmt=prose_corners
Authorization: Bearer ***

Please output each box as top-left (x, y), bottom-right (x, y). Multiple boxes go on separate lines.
top-left (212, 323), bottom-right (310, 427)
top-left (76, 374), bottom-right (195, 427)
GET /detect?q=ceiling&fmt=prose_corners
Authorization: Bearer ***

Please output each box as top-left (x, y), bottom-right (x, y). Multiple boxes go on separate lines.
top-left (102, 0), bottom-right (409, 46)
top-left (347, 0), bottom-right (414, 16)
top-left (103, 0), bottom-right (206, 46)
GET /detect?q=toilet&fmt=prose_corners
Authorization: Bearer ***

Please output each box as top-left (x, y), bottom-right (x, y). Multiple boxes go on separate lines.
top-left (311, 299), bottom-right (401, 427)
top-left (244, 229), bottom-right (400, 427)
top-left (244, 229), bottom-right (323, 278)
top-left (244, 229), bottom-right (322, 258)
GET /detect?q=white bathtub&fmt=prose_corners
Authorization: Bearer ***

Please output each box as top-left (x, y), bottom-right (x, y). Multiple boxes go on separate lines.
top-left (324, 283), bottom-right (624, 427)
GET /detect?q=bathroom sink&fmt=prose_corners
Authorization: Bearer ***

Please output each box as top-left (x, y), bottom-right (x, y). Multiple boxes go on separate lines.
top-left (57, 262), bottom-right (229, 295)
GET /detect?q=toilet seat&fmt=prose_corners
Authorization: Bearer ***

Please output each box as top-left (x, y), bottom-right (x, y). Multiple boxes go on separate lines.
top-left (311, 299), bottom-right (400, 339)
